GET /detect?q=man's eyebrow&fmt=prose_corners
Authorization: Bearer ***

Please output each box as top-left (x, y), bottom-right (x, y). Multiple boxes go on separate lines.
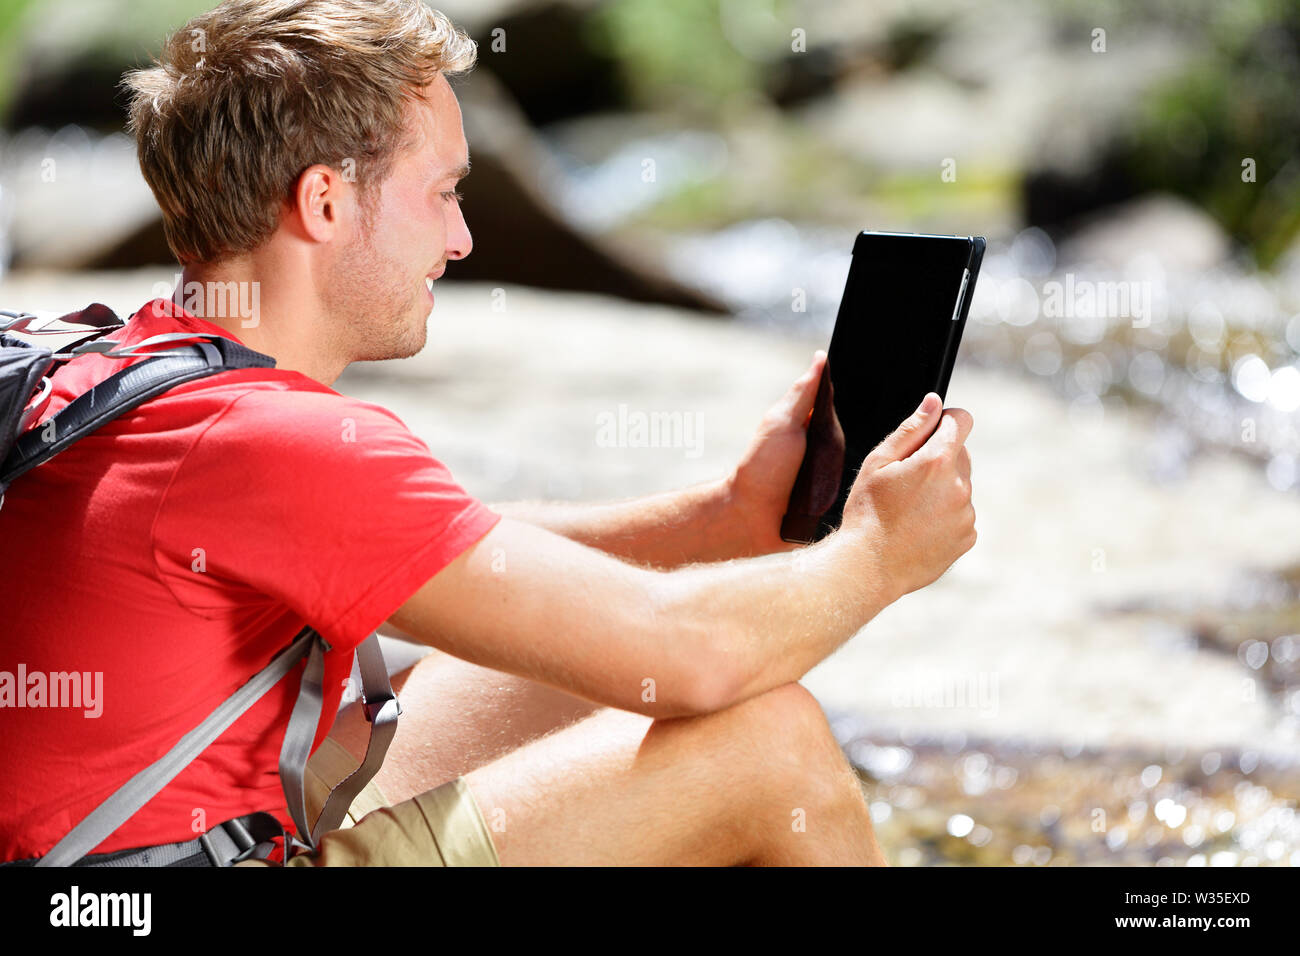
top-left (445, 160), bottom-right (471, 183)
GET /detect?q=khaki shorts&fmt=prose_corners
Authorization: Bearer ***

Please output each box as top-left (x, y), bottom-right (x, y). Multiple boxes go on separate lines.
top-left (235, 738), bottom-right (500, 867)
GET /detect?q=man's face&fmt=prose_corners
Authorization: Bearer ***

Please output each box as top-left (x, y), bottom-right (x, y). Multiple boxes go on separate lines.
top-left (324, 73), bottom-right (472, 362)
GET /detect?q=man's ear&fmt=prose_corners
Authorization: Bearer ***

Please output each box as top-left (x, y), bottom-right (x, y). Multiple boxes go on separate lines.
top-left (289, 163), bottom-right (353, 243)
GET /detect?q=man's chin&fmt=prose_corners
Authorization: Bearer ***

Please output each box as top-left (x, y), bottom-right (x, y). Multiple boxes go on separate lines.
top-left (350, 314), bottom-right (428, 363)
top-left (393, 307), bottom-right (431, 359)
top-left (379, 331), bottom-right (428, 362)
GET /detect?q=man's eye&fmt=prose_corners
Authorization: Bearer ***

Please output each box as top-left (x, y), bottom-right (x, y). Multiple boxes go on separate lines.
top-left (441, 190), bottom-right (464, 203)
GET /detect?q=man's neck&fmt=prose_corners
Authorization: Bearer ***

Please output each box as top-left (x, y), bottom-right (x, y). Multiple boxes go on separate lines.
top-left (176, 256), bottom-right (347, 386)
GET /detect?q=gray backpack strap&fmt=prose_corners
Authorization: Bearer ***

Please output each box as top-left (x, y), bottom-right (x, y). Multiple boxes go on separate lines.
top-left (36, 628), bottom-right (400, 866)
top-left (36, 627), bottom-right (318, 867)
top-left (309, 633), bottom-right (401, 843)
top-left (279, 632), bottom-right (401, 850)
top-left (279, 633), bottom-right (328, 850)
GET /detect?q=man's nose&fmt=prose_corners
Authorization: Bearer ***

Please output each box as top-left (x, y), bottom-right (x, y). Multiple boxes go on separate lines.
top-left (445, 200), bottom-right (472, 260)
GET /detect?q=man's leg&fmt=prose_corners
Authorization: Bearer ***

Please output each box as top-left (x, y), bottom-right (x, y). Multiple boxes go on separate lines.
top-left (464, 682), bottom-right (887, 866)
top-left (328, 645), bottom-right (601, 801)
top-left (328, 643), bottom-right (886, 865)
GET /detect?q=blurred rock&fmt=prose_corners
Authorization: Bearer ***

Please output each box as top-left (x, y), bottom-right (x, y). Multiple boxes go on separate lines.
top-left (464, 0), bottom-right (624, 127)
top-left (1022, 151), bottom-right (1143, 234)
top-left (797, 2), bottom-right (1189, 178)
top-left (4, 267), bottom-right (1298, 765)
top-left (765, 46), bottom-right (842, 108)
top-left (7, 265), bottom-right (1300, 866)
top-left (1058, 193), bottom-right (1233, 273)
top-left (446, 70), bottom-right (729, 311)
top-left (1, 75), bottom-right (725, 311)
top-left (2, 128), bottom-right (159, 271)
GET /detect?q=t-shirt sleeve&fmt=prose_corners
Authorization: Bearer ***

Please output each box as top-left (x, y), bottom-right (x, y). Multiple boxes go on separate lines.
top-left (151, 386), bottom-right (501, 649)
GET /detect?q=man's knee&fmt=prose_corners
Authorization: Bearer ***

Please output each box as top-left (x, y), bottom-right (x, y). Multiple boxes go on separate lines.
top-left (740, 682), bottom-right (833, 744)
top-left (752, 684), bottom-right (864, 807)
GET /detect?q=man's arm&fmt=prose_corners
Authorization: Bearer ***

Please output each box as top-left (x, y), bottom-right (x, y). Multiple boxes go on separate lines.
top-left (389, 395), bottom-right (975, 719)
top-left (489, 353), bottom-right (831, 568)
top-left (491, 478), bottom-right (753, 570)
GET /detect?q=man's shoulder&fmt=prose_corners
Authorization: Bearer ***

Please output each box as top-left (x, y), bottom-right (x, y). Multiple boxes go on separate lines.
top-left (209, 379), bottom-right (412, 436)
top-left (169, 377), bottom-right (429, 483)
top-left (115, 297), bottom-right (414, 435)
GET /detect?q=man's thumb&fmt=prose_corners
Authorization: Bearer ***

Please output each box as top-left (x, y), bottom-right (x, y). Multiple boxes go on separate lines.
top-left (776, 351), bottom-right (826, 427)
top-left (865, 393), bottom-right (941, 467)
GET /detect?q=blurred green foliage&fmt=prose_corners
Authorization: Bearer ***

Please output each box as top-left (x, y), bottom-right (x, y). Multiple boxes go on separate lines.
top-left (586, 0), bottom-right (777, 114)
top-left (0, 0), bottom-right (40, 118)
top-left (1120, 0), bottom-right (1300, 265)
top-left (2, 0), bottom-right (1296, 266)
top-left (0, 0), bottom-right (213, 125)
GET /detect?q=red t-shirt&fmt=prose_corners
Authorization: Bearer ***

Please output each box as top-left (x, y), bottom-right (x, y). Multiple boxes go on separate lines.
top-left (0, 299), bottom-right (501, 862)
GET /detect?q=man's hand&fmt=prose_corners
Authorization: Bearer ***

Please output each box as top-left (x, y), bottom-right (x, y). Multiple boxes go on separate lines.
top-left (391, 391), bottom-right (978, 718)
top-left (724, 350), bottom-right (828, 556)
top-left (840, 392), bottom-right (976, 600)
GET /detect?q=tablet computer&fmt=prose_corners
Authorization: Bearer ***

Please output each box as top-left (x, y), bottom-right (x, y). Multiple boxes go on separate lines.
top-left (780, 230), bottom-right (985, 544)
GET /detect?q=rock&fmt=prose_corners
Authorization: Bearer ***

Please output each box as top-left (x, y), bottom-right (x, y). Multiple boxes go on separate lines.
top-left (6, 266), bottom-right (1300, 866)
top-left (4, 267), bottom-right (1296, 765)
top-left (0, 0), bottom-right (726, 311)
top-left (1057, 193), bottom-right (1234, 273)
top-left (444, 70), bottom-right (729, 312)
top-left (459, 0), bottom-right (624, 127)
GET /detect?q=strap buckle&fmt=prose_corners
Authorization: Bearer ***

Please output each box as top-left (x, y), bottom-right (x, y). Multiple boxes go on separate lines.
top-left (362, 694), bottom-right (401, 724)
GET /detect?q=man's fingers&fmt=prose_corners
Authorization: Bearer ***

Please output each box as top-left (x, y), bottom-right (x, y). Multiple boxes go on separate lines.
top-left (956, 445), bottom-right (971, 482)
top-left (864, 392), bottom-right (943, 468)
top-left (916, 407), bottom-right (974, 464)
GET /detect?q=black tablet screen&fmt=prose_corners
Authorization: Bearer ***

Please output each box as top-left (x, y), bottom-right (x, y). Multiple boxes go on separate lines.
top-left (781, 232), bottom-right (979, 543)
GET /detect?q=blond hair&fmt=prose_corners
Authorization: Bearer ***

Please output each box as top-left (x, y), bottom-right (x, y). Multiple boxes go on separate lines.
top-left (123, 0), bottom-right (476, 265)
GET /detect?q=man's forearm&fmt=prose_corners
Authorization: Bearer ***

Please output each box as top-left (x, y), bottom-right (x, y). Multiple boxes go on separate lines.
top-left (488, 487), bottom-right (898, 708)
top-left (652, 527), bottom-right (899, 710)
top-left (491, 477), bottom-right (763, 569)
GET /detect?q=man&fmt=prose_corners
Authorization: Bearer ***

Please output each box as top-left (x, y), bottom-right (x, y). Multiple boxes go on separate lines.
top-left (0, 0), bottom-right (975, 867)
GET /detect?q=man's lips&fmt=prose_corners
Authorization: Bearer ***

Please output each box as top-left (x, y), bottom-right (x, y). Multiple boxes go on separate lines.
top-left (424, 267), bottom-right (445, 298)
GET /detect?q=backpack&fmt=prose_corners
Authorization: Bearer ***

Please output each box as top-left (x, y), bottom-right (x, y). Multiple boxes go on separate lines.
top-left (0, 303), bottom-right (400, 866)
